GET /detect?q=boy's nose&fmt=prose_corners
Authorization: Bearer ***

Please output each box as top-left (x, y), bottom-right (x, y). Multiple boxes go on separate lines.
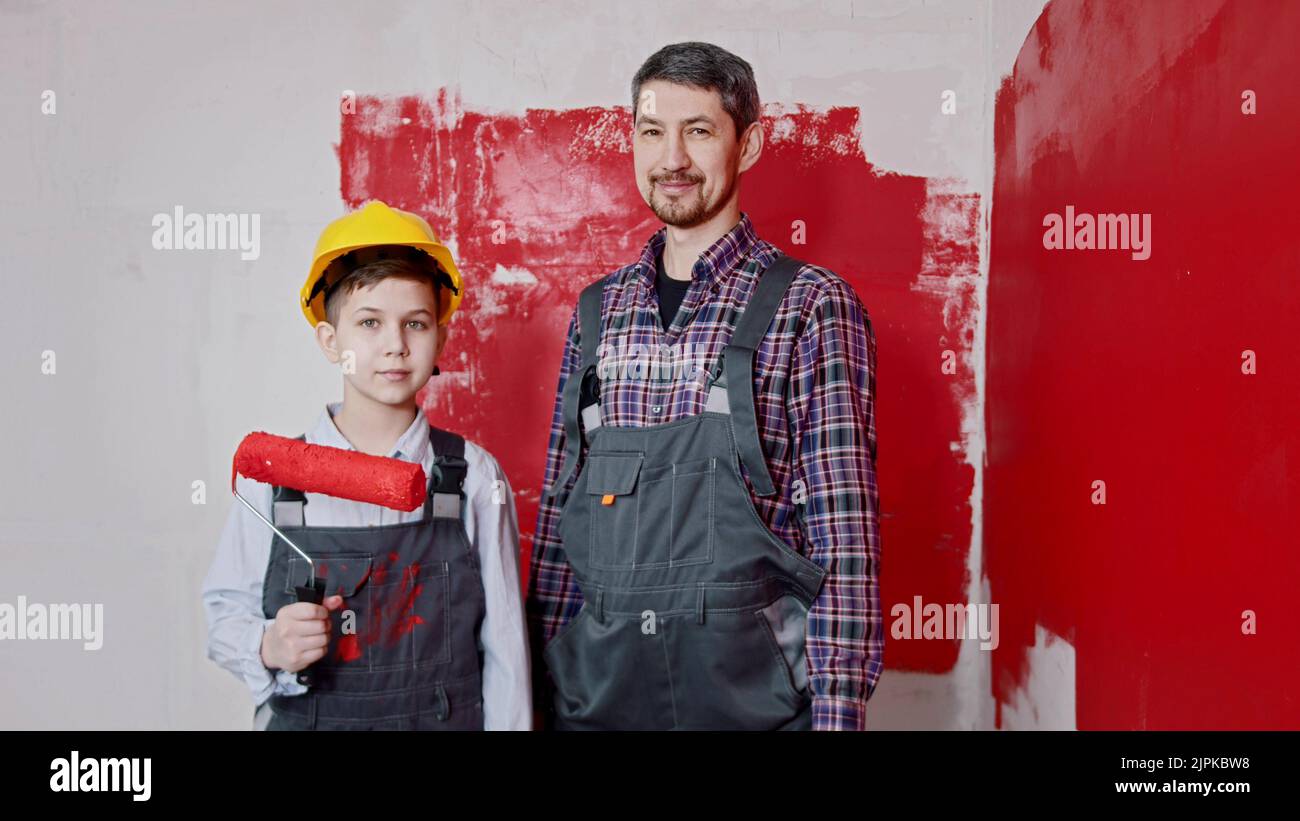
top-left (383, 332), bottom-right (409, 355)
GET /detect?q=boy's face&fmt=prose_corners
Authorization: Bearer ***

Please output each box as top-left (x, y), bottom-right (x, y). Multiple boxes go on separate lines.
top-left (315, 276), bottom-right (446, 408)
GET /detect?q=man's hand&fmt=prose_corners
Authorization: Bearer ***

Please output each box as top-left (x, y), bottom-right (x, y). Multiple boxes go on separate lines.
top-left (260, 595), bottom-right (344, 672)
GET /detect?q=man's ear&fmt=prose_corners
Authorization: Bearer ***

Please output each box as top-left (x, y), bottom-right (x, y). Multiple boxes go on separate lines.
top-left (315, 320), bottom-right (342, 363)
top-left (737, 119), bottom-right (764, 174)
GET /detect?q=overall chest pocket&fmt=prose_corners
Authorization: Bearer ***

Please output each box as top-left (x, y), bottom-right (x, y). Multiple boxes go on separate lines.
top-left (586, 453), bottom-right (716, 571)
top-left (286, 553), bottom-right (373, 669)
top-left (285, 553), bottom-right (373, 599)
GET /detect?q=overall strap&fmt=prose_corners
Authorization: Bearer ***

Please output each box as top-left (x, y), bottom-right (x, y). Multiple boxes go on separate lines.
top-left (548, 278), bottom-right (606, 497)
top-left (706, 253), bottom-right (803, 497)
top-left (426, 426), bottom-right (468, 519)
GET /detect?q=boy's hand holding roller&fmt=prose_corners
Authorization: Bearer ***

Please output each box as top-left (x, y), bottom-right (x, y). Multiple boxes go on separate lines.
top-left (261, 594), bottom-right (345, 673)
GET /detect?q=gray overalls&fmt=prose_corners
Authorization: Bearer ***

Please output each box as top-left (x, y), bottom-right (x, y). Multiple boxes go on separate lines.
top-left (261, 426), bottom-right (487, 730)
top-left (544, 254), bottom-right (827, 730)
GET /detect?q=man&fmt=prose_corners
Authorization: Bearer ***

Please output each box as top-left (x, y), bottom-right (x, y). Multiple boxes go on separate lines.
top-left (527, 41), bottom-right (881, 730)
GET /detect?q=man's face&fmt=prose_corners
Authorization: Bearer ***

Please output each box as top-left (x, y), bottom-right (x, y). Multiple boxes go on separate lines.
top-left (633, 80), bottom-right (755, 228)
top-left (318, 276), bottom-right (445, 407)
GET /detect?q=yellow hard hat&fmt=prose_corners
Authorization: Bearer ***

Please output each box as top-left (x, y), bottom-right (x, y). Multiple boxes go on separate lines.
top-left (301, 200), bottom-right (463, 328)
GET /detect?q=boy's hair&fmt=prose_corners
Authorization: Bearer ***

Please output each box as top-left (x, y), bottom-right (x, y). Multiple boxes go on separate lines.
top-left (630, 41), bottom-right (760, 139)
top-left (323, 250), bottom-right (443, 327)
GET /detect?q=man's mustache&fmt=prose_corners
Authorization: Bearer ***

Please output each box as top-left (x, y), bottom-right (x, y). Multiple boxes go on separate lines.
top-left (651, 174), bottom-right (704, 185)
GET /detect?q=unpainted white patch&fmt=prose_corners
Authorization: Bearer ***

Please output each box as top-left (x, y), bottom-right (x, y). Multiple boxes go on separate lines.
top-left (490, 264), bottom-right (538, 285)
top-left (998, 623), bottom-right (1077, 730)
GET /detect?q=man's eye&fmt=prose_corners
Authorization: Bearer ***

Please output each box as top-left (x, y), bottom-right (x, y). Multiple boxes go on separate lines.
top-left (641, 128), bottom-right (660, 137)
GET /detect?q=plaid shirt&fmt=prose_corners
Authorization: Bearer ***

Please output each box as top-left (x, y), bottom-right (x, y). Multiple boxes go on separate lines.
top-left (527, 213), bottom-right (882, 731)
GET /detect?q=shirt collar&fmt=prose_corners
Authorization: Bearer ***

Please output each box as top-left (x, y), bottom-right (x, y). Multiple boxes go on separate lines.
top-left (311, 402), bottom-right (431, 464)
top-left (636, 211), bottom-right (760, 290)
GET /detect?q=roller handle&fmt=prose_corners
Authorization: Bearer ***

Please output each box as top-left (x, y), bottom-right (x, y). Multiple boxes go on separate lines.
top-left (294, 581), bottom-right (327, 687)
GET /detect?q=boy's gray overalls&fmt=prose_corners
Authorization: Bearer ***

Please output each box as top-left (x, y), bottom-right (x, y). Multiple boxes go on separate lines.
top-left (261, 427), bottom-right (487, 730)
top-left (545, 255), bottom-right (827, 730)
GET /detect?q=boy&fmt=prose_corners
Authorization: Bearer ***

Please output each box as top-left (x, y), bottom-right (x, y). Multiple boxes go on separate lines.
top-left (202, 200), bottom-right (530, 730)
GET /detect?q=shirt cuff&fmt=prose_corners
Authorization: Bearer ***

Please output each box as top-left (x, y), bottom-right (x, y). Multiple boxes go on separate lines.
top-left (242, 619), bottom-right (306, 704)
top-left (812, 695), bottom-right (868, 731)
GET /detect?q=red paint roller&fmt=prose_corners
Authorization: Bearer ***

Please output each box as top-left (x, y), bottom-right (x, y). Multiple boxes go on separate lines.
top-left (231, 432), bottom-right (427, 511)
top-left (230, 432), bottom-right (427, 686)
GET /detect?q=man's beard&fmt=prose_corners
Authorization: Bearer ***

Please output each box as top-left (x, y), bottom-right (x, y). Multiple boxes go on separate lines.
top-left (647, 173), bottom-right (734, 228)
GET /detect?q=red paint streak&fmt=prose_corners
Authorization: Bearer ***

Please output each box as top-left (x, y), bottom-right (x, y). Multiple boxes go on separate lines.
top-left (339, 91), bottom-right (980, 675)
top-left (389, 564), bottom-right (425, 642)
top-left (339, 556), bottom-right (433, 658)
top-left (336, 634), bottom-right (362, 663)
top-left (329, 563), bottom-right (370, 598)
top-left (394, 610), bottom-right (425, 637)
top-left (989, 0), bottom-right (1300, 727)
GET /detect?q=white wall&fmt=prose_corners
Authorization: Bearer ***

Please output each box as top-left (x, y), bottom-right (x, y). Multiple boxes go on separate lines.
top-left (0, 0), bottom-right (1046, 729)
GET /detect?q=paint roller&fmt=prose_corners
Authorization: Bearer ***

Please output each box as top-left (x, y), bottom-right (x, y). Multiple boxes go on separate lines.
top-left (230, 432), bottom-right (427, 685)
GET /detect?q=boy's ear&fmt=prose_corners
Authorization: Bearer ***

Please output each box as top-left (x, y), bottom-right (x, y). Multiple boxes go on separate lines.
top-left (433, 321), bottom-right (450, 362)
top-left (315, 320), bottom-right (343, 363)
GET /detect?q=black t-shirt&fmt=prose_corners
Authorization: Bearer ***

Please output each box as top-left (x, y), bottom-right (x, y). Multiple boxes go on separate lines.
top-left (655, 248), bottom-right (692, 331)
top-left (579, 249), bottom-right (690, 408)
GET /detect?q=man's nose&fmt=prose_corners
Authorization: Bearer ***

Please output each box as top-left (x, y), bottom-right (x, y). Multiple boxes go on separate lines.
top-left (663, 132), bottom-right (691, 172)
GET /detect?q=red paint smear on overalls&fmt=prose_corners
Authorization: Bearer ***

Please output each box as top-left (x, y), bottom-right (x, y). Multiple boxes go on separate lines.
top-left (346, 554), bottom-right (420, 656)
top-left (328, 560), bottom-right (372, 663)
top-left (331, 563), bottom-right (370, 598)
top-left (352, 573), bottom-right (388, 656)
top-left (988, 0), bottom-right (1300, 728)
top-left (336, 634), bottom-right (362, 663)
top-left (389, 563), bottom-right (425, 641)
top-left (339, 90), bottom-right (980, 676)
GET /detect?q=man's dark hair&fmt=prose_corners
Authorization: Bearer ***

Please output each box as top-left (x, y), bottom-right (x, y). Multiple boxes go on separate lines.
top-left (631, 41), bottom-right (760, 139)
top-left (323, 250), bottom-right (444, 327)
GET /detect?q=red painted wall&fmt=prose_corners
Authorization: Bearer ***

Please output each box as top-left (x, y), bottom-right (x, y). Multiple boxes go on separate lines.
top-left (339, 92), bottom-right (981, 675)
top-left (988, 0), bottom-right (1300, 728)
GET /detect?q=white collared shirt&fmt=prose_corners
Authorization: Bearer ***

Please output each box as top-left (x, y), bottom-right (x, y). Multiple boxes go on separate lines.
top-left (202, 403), bottom-right (531, 730)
